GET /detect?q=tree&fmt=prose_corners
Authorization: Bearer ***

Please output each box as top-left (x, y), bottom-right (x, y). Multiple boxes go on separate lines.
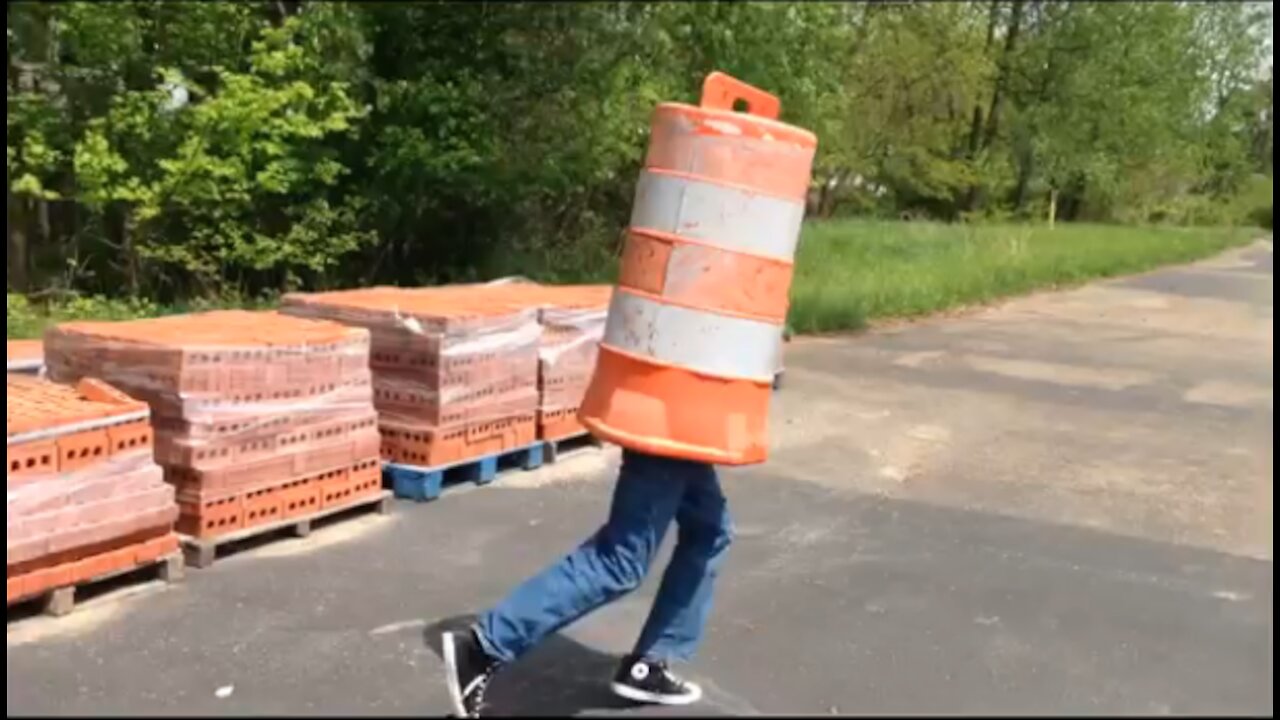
top-left (6, 0), bottom-right (1275, 302)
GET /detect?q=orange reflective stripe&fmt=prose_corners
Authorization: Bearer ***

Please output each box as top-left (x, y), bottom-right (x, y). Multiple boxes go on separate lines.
top-left (578, 346), bottom-right (771, 466)
top-left (619, 232), bottom-right (792, 322)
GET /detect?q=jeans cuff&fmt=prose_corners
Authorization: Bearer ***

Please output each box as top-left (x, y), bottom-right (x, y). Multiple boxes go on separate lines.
top-left (634, 643), bottom-right (691, 665)
top-left (471, 622), bottom-right (511, 665)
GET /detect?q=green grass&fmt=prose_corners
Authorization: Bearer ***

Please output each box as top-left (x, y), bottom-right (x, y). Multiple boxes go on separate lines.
top-left (787, 221), bottom-right (1258, 334)
top-left (6, 293), bottom-right (277, 340)
top-left (7, 222), bottom-right (1259, 340)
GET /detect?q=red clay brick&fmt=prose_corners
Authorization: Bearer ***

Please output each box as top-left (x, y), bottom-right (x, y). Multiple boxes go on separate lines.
top-left (538, 408), bottom-right (588, 441)
top-left (7, 440), bottom-right (57, 479)
top-left (7, 532), bottom-right (180, 607)
top-left (242, 485), bottom-right (285, 527)
top-left (7, 575), bottom-right (28, 605)
top-left (380, 415), bottom-right (537, 467)
top-left (54, 429), bottom-right (111, 473)
top-left (106, 419), bottom-right (153, 456)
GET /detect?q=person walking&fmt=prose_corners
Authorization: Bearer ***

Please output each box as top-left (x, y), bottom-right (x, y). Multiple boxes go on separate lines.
top-left (442, 71), bottom-right (812, 719)
top-left (442, 449), bottom-right (732, 717)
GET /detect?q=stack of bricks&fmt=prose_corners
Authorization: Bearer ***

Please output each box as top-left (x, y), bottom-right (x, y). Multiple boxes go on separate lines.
top-left (467, 284), bottom-right (613, 440)
top-left (7, 339), bottom-right (44, 374)
top-left (281, 287), bottom-right (543, 468)
top-left (534, 286), bottom-right (611, 440)
top-left (43, 311), bottom-right (382, 541)
top-left (7, 373), bottom-right (178, 606)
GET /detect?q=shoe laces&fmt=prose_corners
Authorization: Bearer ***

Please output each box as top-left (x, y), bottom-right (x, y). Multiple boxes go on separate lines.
top-left (644, 659), bottom-right (685, 688)
top-left (665, 665), bottom-right (696, 692)
top-left (466, 662), bottom-right (499, 718)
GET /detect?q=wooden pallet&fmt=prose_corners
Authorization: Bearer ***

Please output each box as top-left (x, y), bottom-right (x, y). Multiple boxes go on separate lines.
top-left (179, 489), bottom-right (393, 569)
top-left (384, 442), bottom-right (546, 502)
top-left (8, 551), bottom-right (183, 619)
top-left (542, 432), bottom-right (604, 464)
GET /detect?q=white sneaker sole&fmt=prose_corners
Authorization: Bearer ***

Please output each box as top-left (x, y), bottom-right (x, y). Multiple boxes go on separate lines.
top-left (442, 631), bottom-right (468, 717)
top-left (610, 680), bottom-right (703, 706)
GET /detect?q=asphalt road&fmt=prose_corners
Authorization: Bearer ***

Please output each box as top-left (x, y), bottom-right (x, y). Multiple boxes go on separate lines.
top-left (6, 242), bottom-right (1273, 717)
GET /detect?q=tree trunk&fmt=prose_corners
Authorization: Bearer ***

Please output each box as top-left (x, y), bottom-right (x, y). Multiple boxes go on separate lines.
top-left (1048, 188), bottom-right (1057, 229)
top-left (118, 204), bottom-right (140, 296)
top-left (1013, 151), bottom-right (1034, 214)
top-left (967, 0), bottom-right (1000, 158)
top-left (982, 0), bottom-right (1025, 151)
top-left (8, 192), bottom-right (31, 292)
top-left (960, 1), bottom-right (1007, 214)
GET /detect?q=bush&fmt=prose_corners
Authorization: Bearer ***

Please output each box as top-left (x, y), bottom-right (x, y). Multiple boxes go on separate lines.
top-left (1252, 203), bottom-right (1272, 230)
top-left (1237, 175), bottom-right (1273, 230)
top-left (7, 294), bottom-right (42, 339)
top-left (6, 293), bottom-right (161, 339)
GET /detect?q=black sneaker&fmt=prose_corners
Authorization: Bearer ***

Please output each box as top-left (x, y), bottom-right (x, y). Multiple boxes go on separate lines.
top-left (610, 655), bottom-right (703, 706)
top-left (442, 629), bottom-right (501, 718)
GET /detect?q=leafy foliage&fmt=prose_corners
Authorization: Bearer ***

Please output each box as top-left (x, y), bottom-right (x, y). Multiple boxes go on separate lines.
top-left (6, 1), bottom-right (1274, 302)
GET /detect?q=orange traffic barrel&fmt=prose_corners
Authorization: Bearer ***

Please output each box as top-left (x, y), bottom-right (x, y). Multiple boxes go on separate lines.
top-left (578, 72), bottom-right (817, 465)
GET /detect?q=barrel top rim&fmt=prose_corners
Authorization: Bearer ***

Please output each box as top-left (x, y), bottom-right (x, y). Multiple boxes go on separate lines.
top-left (654, 102), bottom-right (818, 148)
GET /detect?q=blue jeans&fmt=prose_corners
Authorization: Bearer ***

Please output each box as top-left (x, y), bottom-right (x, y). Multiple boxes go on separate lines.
top-left (474, 450), bottom-right (733, 664)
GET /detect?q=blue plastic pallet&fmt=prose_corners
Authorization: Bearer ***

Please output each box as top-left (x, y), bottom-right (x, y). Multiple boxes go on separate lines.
top-left (384, 442), bottom-right (546, 502)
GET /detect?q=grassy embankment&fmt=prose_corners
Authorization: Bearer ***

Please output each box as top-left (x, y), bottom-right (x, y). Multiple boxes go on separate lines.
top-left (787, 221), bottom-right (1257, 334)
top-left (7, 221), bottom-right (1258, 340)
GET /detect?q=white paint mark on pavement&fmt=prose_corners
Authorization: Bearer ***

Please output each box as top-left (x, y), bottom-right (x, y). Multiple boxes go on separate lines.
top-left (369, 619), bottom-right (427, 636)
top-left (878, 465), bottom-right (908, 482)
top-left (1183, 381), bottom-right (1272, 410)
top-left (963, 354), bottom-right (1157, 391)
top-left (907, 424), bottom-right (951, 443)
top-left (894, 350), bottom-right (946, 368)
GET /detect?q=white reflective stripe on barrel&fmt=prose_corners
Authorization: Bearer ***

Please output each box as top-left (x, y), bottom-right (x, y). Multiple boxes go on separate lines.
top-left (629, 170), bottom-right (805, 260)
top-left (602, 289), bottom-right (781, 383)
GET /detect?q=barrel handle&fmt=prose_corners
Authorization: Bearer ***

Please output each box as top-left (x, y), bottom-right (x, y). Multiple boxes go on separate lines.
top-left (700, 72), bottom-right (781, 120)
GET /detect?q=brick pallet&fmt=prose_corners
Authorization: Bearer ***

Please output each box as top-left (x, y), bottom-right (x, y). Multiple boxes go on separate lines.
top-left (384, 441), bottom-right (546, 502)
top-left (530, 286), bottom-right (611, 441)
top-left (383, 431), bottom-right (597, 502)
top-left (7, 374), bottom-right (181, 613)
top-left (43, 311), bottom-right (385, 564)
top-left (7, 339), bottom-right (43, 374)
top-left (466, 283), bottom-right (612, 441)
top-left (180, 486), bottom-right (392, 569)
top-left (282, 287), bottom-right (544, 469)
top-left (8, 532), bottom-right (183, 617)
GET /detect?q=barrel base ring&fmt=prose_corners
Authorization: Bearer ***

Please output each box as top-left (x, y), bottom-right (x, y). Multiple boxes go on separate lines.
top-left (579, 417), bottom-right (767, 467)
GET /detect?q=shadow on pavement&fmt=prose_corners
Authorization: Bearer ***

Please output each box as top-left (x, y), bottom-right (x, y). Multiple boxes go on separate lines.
top-left (423, 615), bottom-right (638, 718)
